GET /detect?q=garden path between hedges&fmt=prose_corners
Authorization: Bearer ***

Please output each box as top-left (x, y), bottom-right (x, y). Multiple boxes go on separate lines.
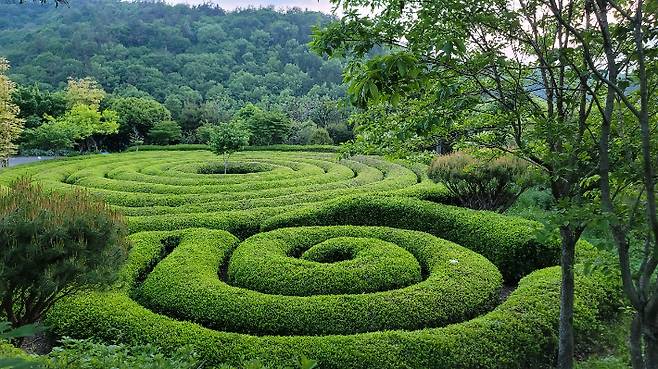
top-left (6, 156), bottom-right (56, 167)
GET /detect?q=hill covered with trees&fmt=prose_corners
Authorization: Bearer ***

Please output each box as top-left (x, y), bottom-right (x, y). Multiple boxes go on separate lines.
top-left (0, 0), bottom-right (352, 150)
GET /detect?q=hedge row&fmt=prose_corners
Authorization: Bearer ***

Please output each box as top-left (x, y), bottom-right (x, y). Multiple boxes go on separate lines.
top-left (0, 152), bottom-right (436, 211)
top-left (135, 227), bottom-right (502, 335)
top-left (230, 235), bottom-right (423, 296)
top-left (46, 263), bottom-right (619, 369)
top-left (125, 144), bottom-right (340, 153)
top-left (262, 196), bottom-right (560, 283)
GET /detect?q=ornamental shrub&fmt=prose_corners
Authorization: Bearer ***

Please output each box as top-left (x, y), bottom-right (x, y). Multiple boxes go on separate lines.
top-left (136, 228), bottom-right (500, 335)
top-left (262, 195), bottom-right (559, 282)
top-left (428, 152), bottom-right (533, 212)
top-left (0, 178), bottom-right (128, 327)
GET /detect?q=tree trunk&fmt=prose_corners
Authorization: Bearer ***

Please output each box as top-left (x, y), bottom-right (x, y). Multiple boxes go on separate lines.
top-left (224, 158), bottom-right (228, 174)
top-left (557, 227), bottom-right (577, 369)
top-left (645, 328), bottom-right (658, 369)
top-left (631, 313), bottom-right (645, 369)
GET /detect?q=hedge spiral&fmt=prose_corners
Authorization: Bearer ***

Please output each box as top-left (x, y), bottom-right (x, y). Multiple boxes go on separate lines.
top-left (0, 150), bottom-right (619, 369)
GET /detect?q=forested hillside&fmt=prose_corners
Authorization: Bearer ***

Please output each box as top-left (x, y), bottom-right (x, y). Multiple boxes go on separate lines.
top-left (0, 0), bottom-right (349, 139)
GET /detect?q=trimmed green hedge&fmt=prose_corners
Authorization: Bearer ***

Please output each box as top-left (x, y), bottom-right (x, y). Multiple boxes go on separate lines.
top-left (136, 227), bottom-right (501, 335)
top-left (46, 263), bottom-right (619, 369)
top-left (0, 150), bottom-right (620, 368)
top-left (125, 144), bottom-right (340, 153)
top-left (232, 236), bottom-right (422, 296)
top-left (262, 195), bottom-right (560, 283)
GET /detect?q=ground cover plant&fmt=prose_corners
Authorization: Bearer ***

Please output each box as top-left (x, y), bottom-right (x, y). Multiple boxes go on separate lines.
top-left (0, 150), bottom-right (620, 368)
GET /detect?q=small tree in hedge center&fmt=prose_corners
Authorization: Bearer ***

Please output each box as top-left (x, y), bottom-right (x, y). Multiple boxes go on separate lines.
top-left (208, 121), bottom-right (250, 174)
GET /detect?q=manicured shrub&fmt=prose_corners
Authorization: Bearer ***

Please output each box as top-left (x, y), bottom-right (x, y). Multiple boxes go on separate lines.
top-left (136, 227), bottom-right (501, 335)
top-left (262, 195), bottom-right (559, 282)
top-left (0, 179), bottom-right (128, 327)
top-left (428, 152), bottom-right (533, 212)
top-left (44, 263), bottom-right (619, 369)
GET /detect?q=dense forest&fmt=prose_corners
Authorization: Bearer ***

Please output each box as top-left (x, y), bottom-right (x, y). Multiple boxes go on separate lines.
top-left (0, 0), bottom-right (353, 150)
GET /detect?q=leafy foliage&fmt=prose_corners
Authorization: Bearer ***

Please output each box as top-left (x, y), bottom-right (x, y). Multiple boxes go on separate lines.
top-left (233, 104), bottom-right (291, 146)
top-left (21, 79), bottom-right (119, 152)
top-left (108, 96), bottom-right (172, 149)
top-left (208, 121), bottom-right (250, 174)
top-left (147, 120), bottom-right (182, 146)
top-left (0, 178), bottom-right (128, 327)
top-left (10, 85), bottom-right (65, 129)
top-left (45, 339), bottom-right (201, 369)
top-left (0, 58), bottom-right (23, 164)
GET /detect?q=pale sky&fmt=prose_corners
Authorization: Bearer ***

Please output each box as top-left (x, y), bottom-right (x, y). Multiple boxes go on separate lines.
top-left (166, 0), bottom-right (338, 13)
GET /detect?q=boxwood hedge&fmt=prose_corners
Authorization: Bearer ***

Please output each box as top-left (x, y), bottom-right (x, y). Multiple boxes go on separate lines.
top-left (0, 150), bottom-right (620, 368)
top-left (135, 227), bottom-right (501, 335)
top-left (263, 195), bottom-right (560, 283)
top-left (45, 263), bottom-right (618, 369)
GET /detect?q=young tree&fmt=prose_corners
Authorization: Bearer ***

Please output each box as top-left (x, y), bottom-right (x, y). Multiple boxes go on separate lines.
top-left (0, 58), bottom-right (23, 168)
top-left (26, 104), bottom-right (119, 152)
top-left (0, 178), bottom-right (128, 328)
top-left (208, 121), bottom-right (250, 174)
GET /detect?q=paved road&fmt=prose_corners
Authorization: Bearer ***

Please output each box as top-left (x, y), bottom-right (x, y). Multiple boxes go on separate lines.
top-left (6, 156), bottom-right (56, 168)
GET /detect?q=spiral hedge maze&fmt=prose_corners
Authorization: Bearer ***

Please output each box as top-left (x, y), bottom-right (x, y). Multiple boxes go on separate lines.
top-left (0, 150), bottom-right (619, 368)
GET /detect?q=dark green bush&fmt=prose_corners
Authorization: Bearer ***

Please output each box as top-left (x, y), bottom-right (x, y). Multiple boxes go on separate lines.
top-left (428, 152), bottom-right (533, 212)
top-left (125, 144), bottom-right (209, 151)
top-left (0, 179), bottom-right (128, 327)
top-left (230, 235), bottom-right (424, 296)
top-left (197, 162), bottom-right (273, 175)
top-left (147, 120), bottom-right (182, 145)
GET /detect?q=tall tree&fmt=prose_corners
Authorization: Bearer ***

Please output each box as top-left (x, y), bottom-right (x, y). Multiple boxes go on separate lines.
top-left (312, 2), bottom-right (605, 367)
top-left (22, 77), bottom-right (119, 152)
top-left (546, 0), bottom-right (657, 366)
top-left (0, 58), bottom-right (23, 167)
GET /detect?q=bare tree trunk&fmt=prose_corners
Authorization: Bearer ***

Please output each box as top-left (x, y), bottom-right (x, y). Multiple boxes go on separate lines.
top-left (557, 226), bottom-right (577, 369)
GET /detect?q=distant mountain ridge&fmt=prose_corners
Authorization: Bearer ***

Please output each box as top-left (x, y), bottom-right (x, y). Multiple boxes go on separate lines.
top-left (0, 0), bottom-right (345, 103)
